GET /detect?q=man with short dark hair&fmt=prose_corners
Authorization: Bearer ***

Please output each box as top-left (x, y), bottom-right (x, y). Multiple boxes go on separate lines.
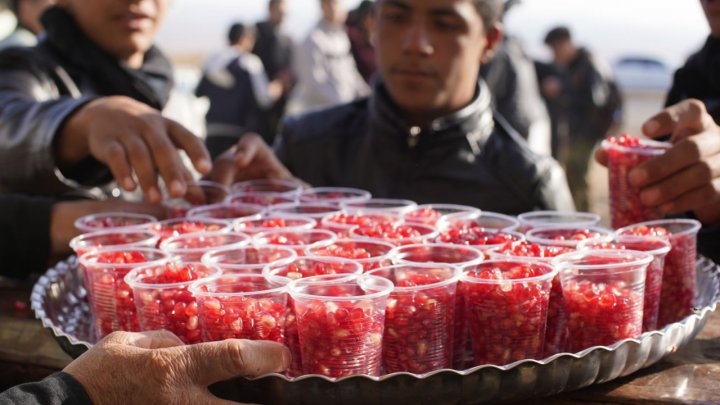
top-left (214, 0), bottom-right (575, 213)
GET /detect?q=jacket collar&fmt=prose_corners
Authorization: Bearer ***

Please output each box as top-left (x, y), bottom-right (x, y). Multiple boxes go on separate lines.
top-left (368, 77), bottom-right (495, 152)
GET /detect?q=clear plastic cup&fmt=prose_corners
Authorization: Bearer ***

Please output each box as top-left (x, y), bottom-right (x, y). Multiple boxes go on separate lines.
top-left (74, 212), bottom-right (158, 234)
top-left (602, 135), bottom-right (672, 229)
top-left (288, 274), bottom-right (393, 377)
top-left (517, 210), bottom-right (601, 233)
top-left (299, 187), bottom-right (372, 206)
top-left (70, 229), bottom-right (160, 258)
top-left (163, 180), bottom-right (230, 219)
top-left (403, 204), bottom-right (481, 226)
top-left (616, 219), bottom-right (702, 327)
top-left (459, 260), bottom-right (556, 366)
top-left (578, 236), bottom-right (671, 331)
top-left (434, 227), bottom-right (525, 251)
top-left (438, 211), bottom-right (520, 232)
top-left (227, 192), bottom-right (298, 207)
top-left (264, 257), bottom-right (363, 375)
top-left (553, 249), bottom-right (652, 352)
top-left (306, 239), bottom-right (395, 272)
top-left (253, 229), bottom-right (337, 255)
top-left (186, 202), bottom-right (265, 222)
top-left (525, 225), bottom-right (613, 249)
top-left (340, 198), bottom-right (418, 215)
top-left (390, 243), bottom-right (485, 266)
top-left (367, 264), bottom-right (458, 373)
top-left (189, 274), bottom-right (288, 344)
top-left (267, 202), bottom-right (342, 221)
top-left (78, 247), bottom-right (169, 338)
top-left (125, 262), bottom-right (220, 344)
top-left (320, 212), bottom-right (401, 237)
top-left (201, 246), bottom-right (297, 274)
top-left (233, 215), bottom-right (317, 235)
top-left (350, 222), bottom-right (438, 246)
top-left (149, 218), bottom-right (232, 245)
top-left (231, 178), bottom-right (304, 196)
top-left (159, 231), bottom-right (251, 261)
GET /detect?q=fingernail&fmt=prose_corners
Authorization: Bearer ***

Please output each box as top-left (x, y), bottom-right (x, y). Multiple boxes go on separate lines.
top-left (629, 169), bottom-right (647, 186)
top-left (197, 158), bottom-right (212, 173)
top-left (644, 120), bottom-right (659, 134)
top-left (170, 180), bottom-right (185, 196)
top-left (123, 177), bottom-right (135, 190)
top-left (147, 188), bottom-right (161, 203)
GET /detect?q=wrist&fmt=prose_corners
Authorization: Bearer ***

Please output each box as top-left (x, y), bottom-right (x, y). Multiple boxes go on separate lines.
top-left (55, 102), bottom-right (93, 167)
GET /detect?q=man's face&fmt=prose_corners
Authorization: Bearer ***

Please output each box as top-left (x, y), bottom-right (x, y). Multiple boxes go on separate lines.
top-left (321, 0), bottom-right (345, 25)
top-left (269, 0), bottom-right (286, 26)
top-left (702, 0), bottom-right (720, 37)
top-left (57, 0), bottom-right (168, 63)
top-left (375, 0), bottom-right (500, 118)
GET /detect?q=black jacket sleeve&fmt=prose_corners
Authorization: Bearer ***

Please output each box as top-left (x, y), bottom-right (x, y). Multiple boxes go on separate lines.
top-left (0, 372), bottom-right (92, 405)
top-left (0, 194), bottom-right (55, 279)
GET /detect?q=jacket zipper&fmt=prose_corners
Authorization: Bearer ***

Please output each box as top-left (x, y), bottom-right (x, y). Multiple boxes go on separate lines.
top-left (407, 126), bottom-right (421, 148)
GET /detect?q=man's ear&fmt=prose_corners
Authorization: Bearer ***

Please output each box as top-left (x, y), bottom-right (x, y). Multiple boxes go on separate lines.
top-left (480, 23), bottom-right (503, 64)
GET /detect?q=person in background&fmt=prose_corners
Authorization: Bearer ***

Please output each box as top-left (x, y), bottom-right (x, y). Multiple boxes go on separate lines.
top-left (0, 0), bottom-right (211, 203)
top-left (480, 0), bottom-right (551, 156)
top-left (287, 0), bottom-right (369, 115)
top-left (212, 0), bottom-right (575, 214)
top-left (346, 0), bottom-right (377, 84)
top-left (252, 0), bottom-right (295, 142)
top-left (0, 330), bottom-right (289, 404)
top-left (541, 26), bottom-right (622, 211)
top-left (0, 0), bottom-right (52, 49)
top-left (196, 23), bottom-right (289, 159)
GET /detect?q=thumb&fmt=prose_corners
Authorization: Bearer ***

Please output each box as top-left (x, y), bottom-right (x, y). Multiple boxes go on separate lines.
top-left (235, 133), bottom-right (264, 168)
top-left (642, 99), bottom-right (712, 143)
top-left (177, 339), bottom-right (291, 386)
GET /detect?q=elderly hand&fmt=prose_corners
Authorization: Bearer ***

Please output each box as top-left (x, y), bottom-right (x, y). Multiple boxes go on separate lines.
top-left (209, 132), bottom-right (295, 186)
top-left (596, 99), bottom-right (720, 224)
top-left (64, 330), bottom-right (290, 405)
top-left (56, 96), bottom-right (212, 203)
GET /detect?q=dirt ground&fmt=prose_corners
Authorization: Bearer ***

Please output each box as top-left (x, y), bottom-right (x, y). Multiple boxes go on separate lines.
top-left (587, 89), bottom-right (667, 227)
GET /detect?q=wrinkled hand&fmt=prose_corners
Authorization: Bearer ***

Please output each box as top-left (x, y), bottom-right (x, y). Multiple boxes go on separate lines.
top-left (56, 96), bottom-right (212, 203)
top-left (596, 99), bottom-right (720, 224)
top-left (209, 133), bottom-right (295, 186)
top-left (64, 330), bottom-right (290, 405)
top-left (50, 199), bottom-right (166, 256)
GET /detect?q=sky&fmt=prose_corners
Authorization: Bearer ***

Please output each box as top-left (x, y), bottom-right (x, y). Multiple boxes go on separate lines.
top-left (155, 0), bottom-right (710, 68)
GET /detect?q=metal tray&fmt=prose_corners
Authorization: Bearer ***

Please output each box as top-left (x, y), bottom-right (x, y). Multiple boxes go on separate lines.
top-left (32, 256), bottom-right (720, 404)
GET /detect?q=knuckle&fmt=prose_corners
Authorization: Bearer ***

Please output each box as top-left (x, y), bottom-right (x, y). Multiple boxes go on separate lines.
top-left (686, 99), bottom-right (708, 116)
top-left (680, 138), bottom-right (702, 161)
top-left (697, 163), bottom-right (714, 183)
top-left (225, 340), bottom-right (249, 375)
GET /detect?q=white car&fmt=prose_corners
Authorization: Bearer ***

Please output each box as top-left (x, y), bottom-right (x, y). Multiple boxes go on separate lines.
top-left (613, 56), bottom-right (673, 91)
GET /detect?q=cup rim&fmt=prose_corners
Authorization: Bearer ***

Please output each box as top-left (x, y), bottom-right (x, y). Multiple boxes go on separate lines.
top-left (366, 263), bottom-right (459, 292)
top-left (74, 212), bottom-right (158, 233)
top-left (188, 273), bottom-right (287, 297)
top-left (305, 238), bottom-right (396, 262)
top-left (124, 262), bottom-right (221, 289)
top-left (615, 219), bottom-right (702, 239)
top-left (459, 259), bottom-right (558, 284)
top-left (185, 202), bottom-right (265, 220)
top-left (601, 137), bottom-right (672, 156)
top-left (299, 187), bottom-right (372, 203)
top-left (78, 246), bottom-right (169, 269)
top-left (389, 243), bottom-right (486, 266)
top-left (438, 211), bottom-right (520, 231)
top-left (232, 214), bottom-right (317, 234)
top-left (200, 245), bottom-right (298, 270)
top-left (253, 229), bottom-right (338, 248)
top-left (262, 256), bottom-right (364, 285)
top-left (288, 274), bottom-right (394, 301)
top-left (552, 249), bottom-right (654, 273)
top-left (577, 236), bottom-right (672, 256)
top-left (517, 210), bottom-right (601, 227)
top-left (70, 228), bottom-right (160, 252)
top-left (160, 231), bottom-right (251, 256)
top-left (525, 225), bottom-right (613, 248)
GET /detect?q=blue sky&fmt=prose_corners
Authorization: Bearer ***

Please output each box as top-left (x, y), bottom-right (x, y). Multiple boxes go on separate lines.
top-left (156, 0), bottom-right (708, 68)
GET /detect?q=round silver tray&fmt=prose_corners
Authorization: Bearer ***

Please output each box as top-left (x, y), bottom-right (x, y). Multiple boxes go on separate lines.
top-left (32, 256), bottom-right (720, 404)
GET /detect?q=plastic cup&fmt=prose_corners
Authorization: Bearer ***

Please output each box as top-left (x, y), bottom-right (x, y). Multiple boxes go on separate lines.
top-left (253, 229), bottom-right (338, 255)
top-left (125, 262), bottom-right (220, 344)
top-left (163, 180), bottom-right (230, 218)
top-left (438, 211), bottom-right (520, 232)
top-left (233, 215), bottom-right (317, 235)
top-left (459, 260), bottom-right (556, 365)
top-left (367, 264), bottom-right (458, 373)
top-left (149, 218), bottom-right (232, 245)
top-left (553, 249), bottom-right (652, 352)
top-left (288, 274), bottom-right (393, 377)
top-left (189, 274), bottom-right (287, 344)
top-left (434, 227), bottom-right (525, 251)
top-left (264, 257), bottom-right (363, 375)
top-left (306, 239), bottom-right (395, 272)
top-left (267, 202), bottom-right (342, 221)
top-left (74, 212), bottom-right (157, 234)
top-left (231, 178), bottom-right (304, 196)
top-left (299, 187), bottom-right (372, 206)
top-left (602, 135), bottom-right (671, 229)
top-left (201, 246), bottom-right (297, 274)
top-left (186, 202), bottom-right (264, 222)
top-left (78, 247), bottom-right (169, 338)
top-left (70, 229), bottom-right (160, 258)
top-left (320, 212), bottom-right (401, 237)
top-left (578, 236), bottom-right (671, 331)
top-left (227, 192), bottom-right (298, 207)
top-left (403, 204), bottom-right (481, 226)
top-left (517, 211), bottom-right (601, 233)
top-left (616, 219), bottom-right (702, 327)
top-left (525, 226), bottom-right (613, 249)
top-left (340, 198), bottom-right (418, 215)
top-left (160, 231), bottom-right (251, 261)
top-left (350, 222), bottom-right (438, 246)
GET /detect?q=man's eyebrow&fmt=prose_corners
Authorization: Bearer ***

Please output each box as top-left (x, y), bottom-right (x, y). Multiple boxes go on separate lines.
top-left (382, 0), bottom-right (412, 11)
top-left (428, 7), bottom-right (464, 18)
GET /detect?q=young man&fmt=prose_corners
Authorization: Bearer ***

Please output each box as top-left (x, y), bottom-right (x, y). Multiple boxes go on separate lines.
top-left (215, 0), bottom-right (575, 214)
top-left (0, 0), bottom-right (211, 203)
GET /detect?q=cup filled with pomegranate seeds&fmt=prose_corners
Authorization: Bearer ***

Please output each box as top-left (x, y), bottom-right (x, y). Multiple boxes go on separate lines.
top-left (254, 229), bottom-right (338, 255)
top-left (70, 228), bottom-right (160, 257)
top-left (601, 134), bottom-right (672, 229)
top-left (163, 180), bottom-right (230, 219)
top-left (74, 212), bottom-right (158, 233)
top-left (267, 202), bottom-right (343, 221)
top-left (149, 218), bottom-right (233, 245)
top-left (307, 239), bottom-right (396, 272)
top-left (437, 211), bottom-right (520, 232)
top-left (201, 246), bottom-right (297, 274)
top-left (320, 212), bottom-right (401, 237)
top-left (298, 187), bottom-right (372, 206)
top-left (185, 202), bottom-right (265, 222)
top-left (233, 215), bottom-right (317, 235)
top-left (125, 261), bottom-right (220, 344)
top-left (525, 226), bottom-right (613, 249)
top-left (434, 219), bottom-right (524, 252)
top-left (517, 210), bottom-right (601, 233)
top-left (350, 221), bottom-right (438, 246)
top-left (402, 204), bottom-right (481, 226)
top-left (159, 231), bottom-right (251, 261)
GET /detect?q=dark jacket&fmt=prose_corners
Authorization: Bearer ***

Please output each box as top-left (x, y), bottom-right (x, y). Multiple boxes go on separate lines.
top-left (666, 35), bottom-right (720, 122)
top-left (252, 21), bottom-right (293, 80)
top-left (0, 194), bottom-right (55, 279)
top-left (0, 372), bottom-right (91, 405)
top-left (275, 80), bottom-right (575, 214)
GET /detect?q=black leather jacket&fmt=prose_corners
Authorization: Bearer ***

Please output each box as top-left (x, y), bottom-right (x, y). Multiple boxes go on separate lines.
top-left (276, 80), bottom-right (575, 214)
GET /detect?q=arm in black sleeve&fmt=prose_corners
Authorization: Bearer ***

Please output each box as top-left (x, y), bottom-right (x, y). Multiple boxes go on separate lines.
top-left (0, 372), bottom-right (92, 405)
top-left (0, 194), bottom-right (55, 279)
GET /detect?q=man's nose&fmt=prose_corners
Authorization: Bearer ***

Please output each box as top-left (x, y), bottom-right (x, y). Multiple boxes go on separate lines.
top-left (402, 25), bottom-right (433, 55)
